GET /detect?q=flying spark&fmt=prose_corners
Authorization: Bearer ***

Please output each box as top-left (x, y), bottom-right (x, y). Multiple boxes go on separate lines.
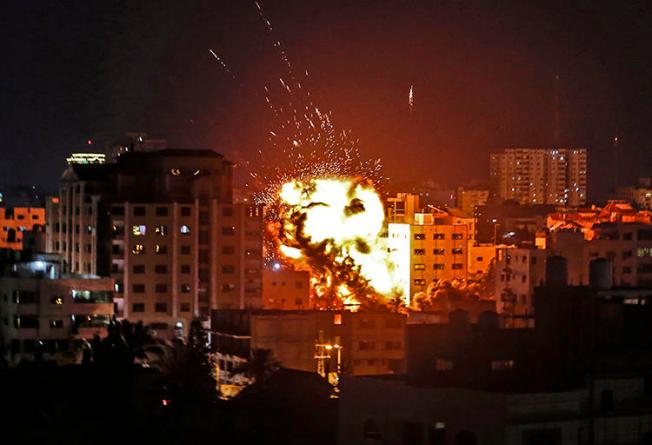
top-left (208, 49), bottom-right (236, 79)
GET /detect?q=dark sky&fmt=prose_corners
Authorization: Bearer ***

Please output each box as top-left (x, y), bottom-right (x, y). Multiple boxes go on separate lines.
top-left (1, 0), bottom-right (651, 200)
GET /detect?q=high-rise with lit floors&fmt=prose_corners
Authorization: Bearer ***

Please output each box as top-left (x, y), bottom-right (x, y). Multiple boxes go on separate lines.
top-left (490, 148), bottom-right (587, 206)
top-left (46, 149), bottom-right (263, 332)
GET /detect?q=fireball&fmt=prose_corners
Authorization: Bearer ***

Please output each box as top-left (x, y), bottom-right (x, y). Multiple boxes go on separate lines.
top-left (275, 177), bottom-right (402, 308)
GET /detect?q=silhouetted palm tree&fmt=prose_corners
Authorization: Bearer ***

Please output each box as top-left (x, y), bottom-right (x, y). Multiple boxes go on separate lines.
top-left (164, 319), bottom-right (218, 406)
top-left (234, 348), bottom-right (280, 391)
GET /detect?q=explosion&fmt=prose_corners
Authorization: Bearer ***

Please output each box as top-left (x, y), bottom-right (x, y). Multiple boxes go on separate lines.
top-left (273, 177), bottom-right (402, 309)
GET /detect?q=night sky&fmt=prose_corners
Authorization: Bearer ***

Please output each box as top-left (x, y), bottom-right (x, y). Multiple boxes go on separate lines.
top-left (2, 0), bottom-right (651, 200)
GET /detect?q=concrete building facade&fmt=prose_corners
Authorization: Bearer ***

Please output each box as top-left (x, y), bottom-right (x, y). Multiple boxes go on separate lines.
top-left (456, 186), bottom-right (489, 217)
top-left (46, 149), bottom-right (263, 332)
top-left (0, 207), bottom-right (45, 250)
top-left (262, 268), bottom-right (310, 310)
top-left (550, 222), bottom-right (652, 287)
top-left (0, 250), bottom-right (114, 364)
top-left (490, 148), bottom-right (587, 206)
top-left (494, 246), bottom-right (547, 322)
top-left (212, 310), bottom-right (406, 395)
top-left (388, 212), bottom-right (475, 303)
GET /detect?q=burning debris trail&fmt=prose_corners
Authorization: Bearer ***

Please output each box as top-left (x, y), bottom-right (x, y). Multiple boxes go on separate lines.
top-left (275, 178), bottom-right (402, 308)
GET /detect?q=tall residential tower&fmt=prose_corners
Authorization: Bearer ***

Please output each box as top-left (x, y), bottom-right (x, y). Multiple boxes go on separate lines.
top-left (490, 148), bottom-right (587, 206)
top-left (46, 149), bottom-right (262, 332)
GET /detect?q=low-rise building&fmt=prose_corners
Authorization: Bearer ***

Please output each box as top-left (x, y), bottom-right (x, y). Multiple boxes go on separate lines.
top-left (212, 310), bottom-right (406, 395)
top-left (494, 246), bottom-right (547, 323)
top-left (262, 268), bottom-right (310, 310)
top-left (456, 186), bottom-right (489, 217)
top-left (550, 222), bottom-right (652, 287)
top-left (0, 250), bottom-right (114, 364)
top-left (338, 376), bottom-right (652, 445)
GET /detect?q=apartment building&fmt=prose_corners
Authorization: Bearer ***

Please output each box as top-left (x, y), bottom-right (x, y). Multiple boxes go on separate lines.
top-left (46, 149), bottom-right (263, 332)
top-left (494, 246), bottom-right (547, 323)
top-left (490, 148), bottom-right (587, 206)
top-left (456, 186), bottom-right (489, 217)
top-left (388, 211), bottom-right (475, 304)
top-left (0, 250), bottom-right (114, 364)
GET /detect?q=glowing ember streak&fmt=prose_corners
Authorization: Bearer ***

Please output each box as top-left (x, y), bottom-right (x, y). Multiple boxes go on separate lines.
top-left (275, 178), bottom-right (402, 307)
top-left (408, 84), bottom-right (414, 111)
top-left (208, 49), bottom-right (236, 79)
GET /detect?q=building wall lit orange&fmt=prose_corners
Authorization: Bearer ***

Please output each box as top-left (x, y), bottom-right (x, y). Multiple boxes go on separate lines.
top-left (0, 207), bottom-right (45, 250)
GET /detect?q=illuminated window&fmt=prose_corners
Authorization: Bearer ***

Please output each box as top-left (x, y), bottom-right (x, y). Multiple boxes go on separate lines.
top-left (452, 248), bottom-right (463, 255)
top-left (414, 279), bottom-right (426, 285)
top-left (155, 244), bottom-right (167, 255)
top-left (333, 313), bottom-right (342, 325)
top-left (433, 248), bottom-right (445, 255)
top-left (170, 168), bottom-right (181, 176)
top-left (180, 225), bottom-right (191, 235)
top-left (180, 284), bottom-right (191, 293)
top-left (50, 296), bottom-right (64, 305)
top-left (637, 247), bottom-right (652, 258)
top-left (132, 244), bottom-right (145, 255)
top-left (132, 225), bottom-right (146, 236)
top-left (433, 233), bottom-right (445, 240)
top-left (155, 225), bottom-right (168, 236)
top-left (414, 233), bottom-right (425, 240)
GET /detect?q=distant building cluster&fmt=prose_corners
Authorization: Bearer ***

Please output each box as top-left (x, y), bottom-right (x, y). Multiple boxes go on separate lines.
top-left (490, 148), bottom-right (587, 206)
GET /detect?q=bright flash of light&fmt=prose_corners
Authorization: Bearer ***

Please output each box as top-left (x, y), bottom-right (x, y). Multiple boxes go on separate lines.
top-left (275, 177), bottom-right (402, 308)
